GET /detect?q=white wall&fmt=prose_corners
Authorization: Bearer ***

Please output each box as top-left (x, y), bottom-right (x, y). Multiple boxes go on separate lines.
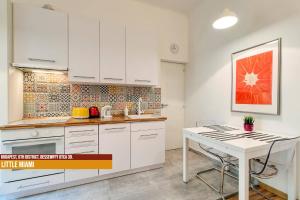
top-left (8, 68), bottom-right (23, 122)
top-left (186, 0), bottom-right (300, 195)
top-left (159, 11), bottom-right (189, 63)
top-left (13, 0), bottom-right (188, 64)
top-left (0, 0), bottom-right (12, 125)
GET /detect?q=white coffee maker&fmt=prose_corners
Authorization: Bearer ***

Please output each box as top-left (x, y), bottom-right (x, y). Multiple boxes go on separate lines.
top-left (101, 105), bottom-right (112, 118)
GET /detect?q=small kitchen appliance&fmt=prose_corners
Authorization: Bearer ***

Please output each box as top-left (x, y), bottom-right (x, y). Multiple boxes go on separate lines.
top-left (101, 105), bottom-right (112, 118)
top-left (89, 106), bottom-right (100, 118)
top-left (72, 107), bottom-right (89, 119)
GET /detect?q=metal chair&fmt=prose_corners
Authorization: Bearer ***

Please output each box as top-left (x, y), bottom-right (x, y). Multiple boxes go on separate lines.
top-left (196, 144), bottom-right (239, 200)
top-left (194, 120), bottom-right (239, 200)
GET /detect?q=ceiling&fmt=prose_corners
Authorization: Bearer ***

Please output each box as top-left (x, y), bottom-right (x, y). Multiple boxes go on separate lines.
top-left (135, 0), bottom-right (200, 14)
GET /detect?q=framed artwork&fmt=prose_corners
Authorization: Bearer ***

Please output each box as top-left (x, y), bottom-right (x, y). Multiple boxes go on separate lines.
top-left (231, 38), bottom-right (281, 115)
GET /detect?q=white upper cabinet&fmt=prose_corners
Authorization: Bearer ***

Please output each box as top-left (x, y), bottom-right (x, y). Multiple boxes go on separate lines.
top-left (13, 3), bottom-right (68, 70)
top-left (100, 22), bottom-right (126, 84)
top-left (126, 23), bottom-right (159, 86)
top-left (69, 15), bottom-right (100, 83)
top-left (13, 4), bottom-right (160, 85)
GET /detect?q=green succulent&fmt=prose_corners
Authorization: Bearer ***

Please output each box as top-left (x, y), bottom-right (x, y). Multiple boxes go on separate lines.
top-left (244, 116), bottom-right (255, 125)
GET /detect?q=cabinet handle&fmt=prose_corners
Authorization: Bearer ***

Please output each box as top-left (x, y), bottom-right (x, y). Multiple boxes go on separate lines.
top-left (28, 58), bottom-right (56, 63)
top-left (104, 127), bottom-right (126, 131)
top-left (17, 180), bottom-right (50, 190)
top-left (69, 129), bottom-right (95, 133)
top-left (68, 130), bottom-right (96, 137)
top-left (69, 140), bottom-right (95, 145)
top-left (140, 133), bottom-right (158, 138)
top-left (103, 78), bottom-right (123, 81)
top-left (74, 150), bottom-right (95, 154)
top-left (68, 133), bottom-right (96, 138)
top-left (2, 137), bottom-right (63, 145)
top-left (135, 79), bottom-right (151, 83)
top-left (73, 76), bottom-right (96, 79)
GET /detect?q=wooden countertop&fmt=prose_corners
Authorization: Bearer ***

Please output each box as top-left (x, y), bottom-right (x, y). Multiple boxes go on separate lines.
top-left (0, 116), bottom-right (167, 130)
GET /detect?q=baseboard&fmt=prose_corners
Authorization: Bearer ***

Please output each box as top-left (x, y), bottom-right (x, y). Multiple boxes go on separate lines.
top-left (259, 182), bottom-right (288, 200)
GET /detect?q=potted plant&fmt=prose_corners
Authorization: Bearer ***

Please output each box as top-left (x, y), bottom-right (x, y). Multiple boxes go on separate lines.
top-left (244, 116), bottom-right (254, 132)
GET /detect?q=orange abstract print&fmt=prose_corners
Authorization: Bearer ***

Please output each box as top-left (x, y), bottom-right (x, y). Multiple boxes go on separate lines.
top-left (235, 51), bottom-right (273, 104)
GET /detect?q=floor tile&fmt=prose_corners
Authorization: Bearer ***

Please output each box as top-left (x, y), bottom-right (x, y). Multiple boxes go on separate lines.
top-left (20, 149), bottom-right (237, 200)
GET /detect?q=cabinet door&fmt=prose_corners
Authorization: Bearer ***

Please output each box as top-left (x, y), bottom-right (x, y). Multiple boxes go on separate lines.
top-left (65, 125), bottom-right (99, 182)
top-left (131, 129), bottom-right (165, 169)
top-left (13, 3), bottom-right (68, 70)
top-left (99, 124), bottom-right (130, 175)
top-left (69, 15), bottom-right (100, 83)
top-left (64, 149), bottom-right (98, 182)
top-left (100, 22), bottom-right (126, 84)
top-left (126, 24), bottom-right (159, 86)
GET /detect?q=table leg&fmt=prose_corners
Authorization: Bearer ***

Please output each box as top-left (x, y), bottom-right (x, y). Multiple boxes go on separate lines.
top-left (287, 147), bottom-right (297, 200)
top-left (183, 135), bottom-right (189, 183)
top-left (239, 156), bottom-right (249, 200)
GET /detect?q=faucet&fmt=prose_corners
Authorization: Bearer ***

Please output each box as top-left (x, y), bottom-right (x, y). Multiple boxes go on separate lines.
top-left (137, 97), bottom-right (144, 116)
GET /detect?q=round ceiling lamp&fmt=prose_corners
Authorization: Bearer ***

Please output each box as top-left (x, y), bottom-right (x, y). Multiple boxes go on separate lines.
top-left (212, 8), bottom-right (238, 29)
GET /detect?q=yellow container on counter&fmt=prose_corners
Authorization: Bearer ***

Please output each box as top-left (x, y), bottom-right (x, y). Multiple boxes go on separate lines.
top-left (72, 107), bottom-right (89, 119)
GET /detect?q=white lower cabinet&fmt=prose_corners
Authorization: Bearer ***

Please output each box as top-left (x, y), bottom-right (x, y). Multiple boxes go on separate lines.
top-left (131, 122), bottom-right (165, 169)
top-left (0, 121), bottom-right (166, 196)
top-left (99, 123), bottom-right (131, 175)
top-left (0, 173), bottom-right (64, 194)
top-left (65, 125), bottom-right (99, 182)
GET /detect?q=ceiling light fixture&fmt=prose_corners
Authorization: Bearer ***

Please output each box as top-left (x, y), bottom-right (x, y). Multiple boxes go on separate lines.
top-left (212, 8), bottom-right (238, 29)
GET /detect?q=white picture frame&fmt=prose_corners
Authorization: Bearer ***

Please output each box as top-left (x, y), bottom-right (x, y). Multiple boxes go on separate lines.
top-left (231, 38), bottom-right (281, 115)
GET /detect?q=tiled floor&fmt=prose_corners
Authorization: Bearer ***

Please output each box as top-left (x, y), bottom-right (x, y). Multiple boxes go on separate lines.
top-left (21, 149), bottom-right (238, 200)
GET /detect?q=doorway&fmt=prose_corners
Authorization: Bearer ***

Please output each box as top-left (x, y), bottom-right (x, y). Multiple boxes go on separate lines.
top-left (160, 61), bottom-right (185, 150)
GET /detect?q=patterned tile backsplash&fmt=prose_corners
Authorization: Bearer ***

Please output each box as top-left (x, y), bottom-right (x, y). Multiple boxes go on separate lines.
top-left (23, 72), bottom-right (161, 118)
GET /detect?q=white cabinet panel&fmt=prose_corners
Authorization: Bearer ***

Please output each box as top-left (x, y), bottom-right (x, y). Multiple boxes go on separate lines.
top-left (126, 24), bottom-right (159, 86)
top-left (131, 122), bottom-right (165, 132)
top-left (65, 146), bottom-right (98, 155)
top-left (65, 127), bottom-right (98, 149)
top-left (13, 3), bottom-right (68, 70)
top-left (99, 124), bottom-right (130, 175)
top-left (0, 173), bottom-right (64, 194)
top-left (64, 146), bottom-right (98, 182)
top-left (65, 125), bottom-right (99, 182)
top-left (100, 22), bottom-right (126, 84)
top-left (131, 122), bottom-right (165, 169)
top-left (69, 15), bottom-right (100, 83)
top-left (1, 127), bottom-right (64, 141)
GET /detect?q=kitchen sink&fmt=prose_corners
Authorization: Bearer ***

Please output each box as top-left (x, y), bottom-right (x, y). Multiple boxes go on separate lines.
top-left (128, 114), bottom-right (161, 119)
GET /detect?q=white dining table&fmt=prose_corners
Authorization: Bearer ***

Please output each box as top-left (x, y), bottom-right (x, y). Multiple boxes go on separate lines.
top-left (182, 125), bottom-right (298, 200)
